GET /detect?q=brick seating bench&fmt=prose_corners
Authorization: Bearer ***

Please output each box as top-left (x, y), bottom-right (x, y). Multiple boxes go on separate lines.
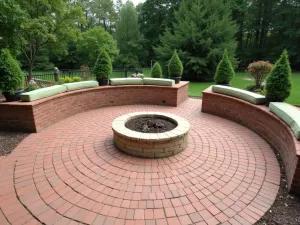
top-left (202, 86), bottom-right (300, 195)
top-left (0, 82), bottom-right (189, 133)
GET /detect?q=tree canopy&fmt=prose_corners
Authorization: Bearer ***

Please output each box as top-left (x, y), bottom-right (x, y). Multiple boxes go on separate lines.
top-left (115, 1), bottom-right (143, 68)
top-left (0, 0), bottom-right (300, 80)
top-left (77, 27), bottom-right (119, 67)
top-left (154, 0), bottom-right (237, 81)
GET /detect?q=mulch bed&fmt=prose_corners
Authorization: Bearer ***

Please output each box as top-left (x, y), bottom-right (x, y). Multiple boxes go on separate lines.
top-left (125, 116), bottom-right (177, 133)
top-left (0, 131), bottom-right (28, 157)
top-left (255, 150), bottom-right (300, 225)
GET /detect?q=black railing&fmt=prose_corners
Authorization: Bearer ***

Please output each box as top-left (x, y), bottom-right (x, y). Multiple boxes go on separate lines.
top-left (24, 68), bottom-right (141, 86)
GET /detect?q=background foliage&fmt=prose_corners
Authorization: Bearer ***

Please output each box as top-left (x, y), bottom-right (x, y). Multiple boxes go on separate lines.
top-left (0, 0), bottom-right (299, 81)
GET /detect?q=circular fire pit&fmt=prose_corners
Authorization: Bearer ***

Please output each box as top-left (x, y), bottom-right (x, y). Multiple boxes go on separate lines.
top-left (112, 112), bottom-right (190, 158)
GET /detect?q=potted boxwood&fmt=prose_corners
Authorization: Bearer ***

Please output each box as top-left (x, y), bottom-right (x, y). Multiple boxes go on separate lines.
top-left (168, 50), bottom-right (183, 84)
top-left (93, 49), bottom-right (112, 86)
top-left (0, 49), bottom-right (24, 102)
top-left (214, 49), bottom-right (235, 86)
top-left (265, 50), bottom-right (292, 105)
top-left (151, 62), bottom-right (162, 78)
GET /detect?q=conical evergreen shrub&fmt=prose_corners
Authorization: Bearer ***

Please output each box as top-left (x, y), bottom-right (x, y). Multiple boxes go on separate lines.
top-left (266, 50), bottom-right (292, 102)
top-left (93, 49), bottom-right (112, 79)
top-left (0, 49), bottom-right (24, 94)
top-left (151, 62), bottom-right (162, 78)
top-left (168, 50), bottom-right (183, 77)
top-left (214, 49), bottom-right (235, 85)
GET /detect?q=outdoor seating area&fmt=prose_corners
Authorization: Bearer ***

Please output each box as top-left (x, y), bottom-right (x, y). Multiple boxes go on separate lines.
top-left (1, 0), bottom-right (300, 224)
top-left (0, 98), bottom-right (281, 225)
top-left (202, 86), bottom-right (300, 195)
top-left (0, 82), bottom-right (189, 132)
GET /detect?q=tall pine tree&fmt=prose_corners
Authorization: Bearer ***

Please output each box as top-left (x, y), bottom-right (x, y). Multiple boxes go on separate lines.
top-left (154, 0), bottom-right (238, 81)
top-left (115, 1), bottom-right (143, 68)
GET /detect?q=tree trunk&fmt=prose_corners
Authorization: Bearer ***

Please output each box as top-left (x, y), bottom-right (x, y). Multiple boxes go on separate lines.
top-left (28, 64), bottom-right (33, 82)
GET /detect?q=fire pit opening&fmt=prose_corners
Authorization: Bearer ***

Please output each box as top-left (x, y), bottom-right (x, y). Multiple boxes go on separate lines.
top-left (125, 115), bottom-right (177, 133)
top-left (112, 112), bottom-right (190, 158)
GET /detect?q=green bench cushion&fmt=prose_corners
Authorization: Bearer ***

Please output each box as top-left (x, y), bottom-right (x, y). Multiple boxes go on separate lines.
top-left (212, 85), bottom-right (266, 105)
top-left (21, 85), bottom-right (67, 102)
top-left (143, 78), bottom-right (174, 86)
top-left (269, 102), bottom-right (300, 140)
top-left (110, 78), bottom-right (143, 85)
top-left (62, 81), bottom-right (98, 91)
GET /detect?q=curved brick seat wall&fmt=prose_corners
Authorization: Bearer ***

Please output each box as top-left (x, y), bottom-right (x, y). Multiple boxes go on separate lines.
top-left (0, 82), bottom-right (189, 133)
top-left (202, 87), bottom-right (300, 194)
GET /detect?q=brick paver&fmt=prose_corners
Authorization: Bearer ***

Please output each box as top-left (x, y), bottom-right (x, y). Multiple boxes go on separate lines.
top-left (0, 99), bottom-right (280, 224)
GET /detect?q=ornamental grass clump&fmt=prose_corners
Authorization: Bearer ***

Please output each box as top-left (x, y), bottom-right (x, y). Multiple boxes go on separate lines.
top-left (151, 62), bottom-right (162, 78)
top-left (0, 49), bottom-right (24, 94)
top-left (247, 61), bottom-right (273, 89)
top-left (214, 49), bottom-right (235, 85)
top-left (266, 50), bottom-right (292, 102)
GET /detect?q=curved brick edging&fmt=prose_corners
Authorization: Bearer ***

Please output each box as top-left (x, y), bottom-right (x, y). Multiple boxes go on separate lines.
top-left (0, 82), bottom-right (189, 133)
top-left (112, 112), bottom-right (190, 158)
top-left (201, 86), bottom-right (300, 195)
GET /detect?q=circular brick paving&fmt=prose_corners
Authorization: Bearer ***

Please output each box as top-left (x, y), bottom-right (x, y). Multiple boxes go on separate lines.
top-left (0, 99), bottom-right (280, 225)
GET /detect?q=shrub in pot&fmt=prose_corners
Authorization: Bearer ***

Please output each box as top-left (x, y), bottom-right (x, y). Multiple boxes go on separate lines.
top-left (265, 50), bottom-right (292, 104)
top-left (247, 61), bottom-right (273, 89)
top-left (168, 50), bottom-right (183, 84)
top-left (214, 49), bottom-right (235, 85)
top-left (0, 49), bottom-right (24, 101)
top-left (151, 62), bottom-right (162, 78)
top-left (93, 49), bottom-right (112, 86)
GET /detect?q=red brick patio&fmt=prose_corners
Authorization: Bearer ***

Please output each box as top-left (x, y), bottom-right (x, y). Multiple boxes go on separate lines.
top-left (0, 99), bottom-right (280, 225)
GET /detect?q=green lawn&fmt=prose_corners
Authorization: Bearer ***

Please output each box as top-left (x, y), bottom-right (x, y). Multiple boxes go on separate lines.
top-left (189, 72), bottom-right (300, 105)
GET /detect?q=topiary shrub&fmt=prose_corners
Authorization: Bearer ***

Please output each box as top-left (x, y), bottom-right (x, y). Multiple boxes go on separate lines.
top-left (247, 61), bottom-right (273, 89)
top-left (151, 62), bottom-right (163, 78)
top-left (266, 50), bottom-right (292, 102)
top-left (0, 49), bottom-right (24, 94)
top-left (214, 49), bottom-right (235, 85)
top-left (168, 50), bottom-right (183, 77)
top-left (93, 49), bottom-right (112, 80)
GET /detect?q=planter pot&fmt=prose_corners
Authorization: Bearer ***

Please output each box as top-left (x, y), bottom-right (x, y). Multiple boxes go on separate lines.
top-left (2, 90), bottom-right (24, 102)
top-left (96, 78), bottom-right (109, 86)
top-left (216, 83), bottom-right (231, 87)
top-left (265, 96), bottom-right (284, 106)
top-left (170, 76), bottom-right (181, 84)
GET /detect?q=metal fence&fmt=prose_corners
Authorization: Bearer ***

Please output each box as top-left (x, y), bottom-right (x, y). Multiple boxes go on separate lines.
top-left (23, 68), bottom-right (139, 86)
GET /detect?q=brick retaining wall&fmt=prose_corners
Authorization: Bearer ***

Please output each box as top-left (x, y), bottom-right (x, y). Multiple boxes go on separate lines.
top-left (0, 82), bottom-right (189, 133)
top-left (202, 86), bottom-right (300, 195)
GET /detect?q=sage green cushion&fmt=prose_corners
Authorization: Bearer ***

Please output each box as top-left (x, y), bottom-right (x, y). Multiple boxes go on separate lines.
top-left (269, 102), bottom-right (300, 140)
top-left (110, 78), bottom-right (143, 85)
top-left (212, 85), bottom-right (266, 105)
top-left (143, 78), bottom-right (175, 86)
top-left (63, 81), bottom-right (98, 91)
top-left (20, 85), bottom-right (67, 102)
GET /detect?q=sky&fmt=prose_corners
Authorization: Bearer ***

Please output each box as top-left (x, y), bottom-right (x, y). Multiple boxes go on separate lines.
top-left (114, 0), bottom-right (145, 6)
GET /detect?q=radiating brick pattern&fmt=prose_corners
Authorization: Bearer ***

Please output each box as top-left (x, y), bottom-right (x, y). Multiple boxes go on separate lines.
top-left (0, 99), bottom-right (280, 225)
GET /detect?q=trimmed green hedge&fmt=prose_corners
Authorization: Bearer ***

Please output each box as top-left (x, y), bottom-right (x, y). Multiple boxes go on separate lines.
top-left (0, 49), bottom-right (24, 94)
